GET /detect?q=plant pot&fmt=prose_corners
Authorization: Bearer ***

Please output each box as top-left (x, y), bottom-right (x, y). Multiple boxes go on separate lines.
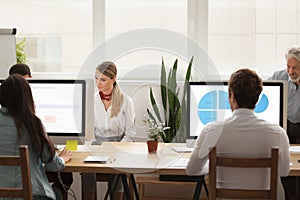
top-left (147, 140), bottom-right (158, 153)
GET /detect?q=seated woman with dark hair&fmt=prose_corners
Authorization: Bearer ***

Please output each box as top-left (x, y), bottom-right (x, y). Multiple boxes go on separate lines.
top-left (9, 63), bottom-right (74, 200)
top-left (0, 74), bottom-right (71, 200)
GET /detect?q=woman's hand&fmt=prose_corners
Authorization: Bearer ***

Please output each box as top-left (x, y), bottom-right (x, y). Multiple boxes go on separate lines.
top-left (58, 148), bottom-right (72, 163)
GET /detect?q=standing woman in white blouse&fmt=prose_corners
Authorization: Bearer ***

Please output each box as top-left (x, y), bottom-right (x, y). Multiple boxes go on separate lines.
top-left (94, 61), bottom-right (136, 142)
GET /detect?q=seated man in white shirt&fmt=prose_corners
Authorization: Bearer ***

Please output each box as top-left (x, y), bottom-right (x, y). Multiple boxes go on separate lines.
top-left (186, 68), bottom-right (290, 200)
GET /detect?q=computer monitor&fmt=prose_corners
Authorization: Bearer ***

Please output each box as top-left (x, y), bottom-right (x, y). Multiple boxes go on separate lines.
top-left (0, 79), bottom-right (89, 145)
top-left (187, 81), bottom-right (287, 146)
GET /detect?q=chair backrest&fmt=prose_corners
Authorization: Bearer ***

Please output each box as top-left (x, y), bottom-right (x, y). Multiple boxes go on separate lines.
top-left (0, 145), bottom-right (32, 200)
top-left (209, 147), bottom-right (278, 200)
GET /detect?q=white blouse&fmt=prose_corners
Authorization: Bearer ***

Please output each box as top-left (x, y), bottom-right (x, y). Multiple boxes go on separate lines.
top-left (94, 91), bottom-right (136, 142)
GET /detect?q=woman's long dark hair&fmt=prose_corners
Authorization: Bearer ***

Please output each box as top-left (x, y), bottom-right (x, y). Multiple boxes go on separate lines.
top-left (0, 74), bottom-right (55, 162)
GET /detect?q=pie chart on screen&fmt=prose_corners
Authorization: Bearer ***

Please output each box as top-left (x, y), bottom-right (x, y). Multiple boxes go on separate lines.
top-left (197, 91), bottom-right (269, 125)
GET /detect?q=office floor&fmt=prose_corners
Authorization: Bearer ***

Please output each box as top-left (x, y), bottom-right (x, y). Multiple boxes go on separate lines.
top-left (68, 173), bottom-right (208, 200)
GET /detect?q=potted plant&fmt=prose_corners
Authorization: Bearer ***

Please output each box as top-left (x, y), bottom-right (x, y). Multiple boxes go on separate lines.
top-left (147, 56), bottom-right (193, 143)
top-left (144, 115), bottom-right (169, 153)
top-left (16, 37), bottom-right (27, 64)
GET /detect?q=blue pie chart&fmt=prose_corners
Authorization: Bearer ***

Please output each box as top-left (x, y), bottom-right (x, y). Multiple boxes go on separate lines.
top-left (197, 91), bottom-right (268, 125)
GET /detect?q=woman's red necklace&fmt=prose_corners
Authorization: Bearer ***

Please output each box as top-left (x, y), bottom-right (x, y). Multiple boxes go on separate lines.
top-left (99, 91), bottom-right (112, 101)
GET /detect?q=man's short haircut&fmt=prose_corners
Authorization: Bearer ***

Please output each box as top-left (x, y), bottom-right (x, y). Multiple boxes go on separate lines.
top-left (9, 63), bottom-right (31, 77)
top-left (285, 46), bottom-right (300, 61)
top-left (228, 68), bottom-right (262, 109)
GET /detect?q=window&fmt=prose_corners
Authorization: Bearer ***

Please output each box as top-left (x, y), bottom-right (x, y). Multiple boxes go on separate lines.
top-left (0, 0), bottom-right (92, 73)
top-left (105, 0), bottom-right (188, 80)
top-left (1, 0), bottom-right (297, 79)
top-left (207, 0), bottom-right (300, 78)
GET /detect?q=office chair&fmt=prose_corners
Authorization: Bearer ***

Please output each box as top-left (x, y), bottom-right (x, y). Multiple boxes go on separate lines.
top-left (0, 145), bottom-right (32, 200)
top-left (209, 147), bottom-right (278, 200)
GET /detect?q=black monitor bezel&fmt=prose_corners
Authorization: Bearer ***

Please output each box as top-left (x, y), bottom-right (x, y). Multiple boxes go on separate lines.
top-left (187, 81), bottom-right (284, 139)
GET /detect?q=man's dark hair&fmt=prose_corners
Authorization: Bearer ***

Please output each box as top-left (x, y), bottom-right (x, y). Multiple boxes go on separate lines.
top-left (228, 68), bottom-right (262, 109)
top-left (9, 63), bottom-right (31, 77)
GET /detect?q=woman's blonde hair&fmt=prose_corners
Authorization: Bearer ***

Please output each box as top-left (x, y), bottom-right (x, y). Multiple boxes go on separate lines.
top-left (96, 61), bottom-right (123, 117)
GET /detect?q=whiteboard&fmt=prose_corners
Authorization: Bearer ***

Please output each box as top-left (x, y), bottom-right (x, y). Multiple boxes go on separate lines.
top-left (0, 28), bottom-right (16, 78)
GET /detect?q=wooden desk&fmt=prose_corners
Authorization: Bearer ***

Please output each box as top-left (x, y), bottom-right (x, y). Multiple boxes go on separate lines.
top-left (62, 142), bottom-right (300, 199)
top-left (62, 142), bottom-right (186, 173)
top-left (62, 142), bottom-right (192, 200)
top-left (288, 152), bottom-right (300, 176)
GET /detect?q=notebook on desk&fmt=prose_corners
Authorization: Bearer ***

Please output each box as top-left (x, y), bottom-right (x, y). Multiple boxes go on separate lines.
top-left (171, 146), bottom-right (194, 153)
top-left (84, 156), bottom-right (110, 163)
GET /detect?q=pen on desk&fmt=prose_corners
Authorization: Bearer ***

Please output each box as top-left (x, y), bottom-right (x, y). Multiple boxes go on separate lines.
top-left (59, 147), bottom-right (66, 151)
top-left (55, 147), bottom-right (65, 152)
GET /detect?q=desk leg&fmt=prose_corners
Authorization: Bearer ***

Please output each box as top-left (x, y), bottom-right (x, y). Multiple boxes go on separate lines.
top-left (121, 174), bottom-right (132, 200)
top-left (297, 176), bottom-right (300, 198)
top-left (129, 174), bottom-right (140, 200)
top-left (106, 174), bottom-right (121, 200)
top-left (193, 178), bottom-right (203, 200)
top-left (193, 176), bottom-right (208, 200)
top-left (81, 173), bottom-right (97, 200)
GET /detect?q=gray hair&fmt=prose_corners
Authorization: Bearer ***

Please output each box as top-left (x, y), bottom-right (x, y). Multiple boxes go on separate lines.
top-left (285, 46), bottom-right (300, 61)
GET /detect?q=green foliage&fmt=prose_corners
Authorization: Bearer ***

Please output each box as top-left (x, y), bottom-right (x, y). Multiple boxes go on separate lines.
top-left (144, 114), bottom-right (169, 141)
top-left (147, 56), bottom-right (193, 143)
top-left (16, 38), bottom-right (27, 64)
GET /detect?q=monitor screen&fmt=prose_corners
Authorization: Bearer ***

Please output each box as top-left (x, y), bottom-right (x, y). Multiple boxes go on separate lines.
top-left (187, 81), bottom-right (287, 139)
top-left (30, 80), bottom-right (85, 136)
top-left (0, 79), bottom-right (87, 144)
